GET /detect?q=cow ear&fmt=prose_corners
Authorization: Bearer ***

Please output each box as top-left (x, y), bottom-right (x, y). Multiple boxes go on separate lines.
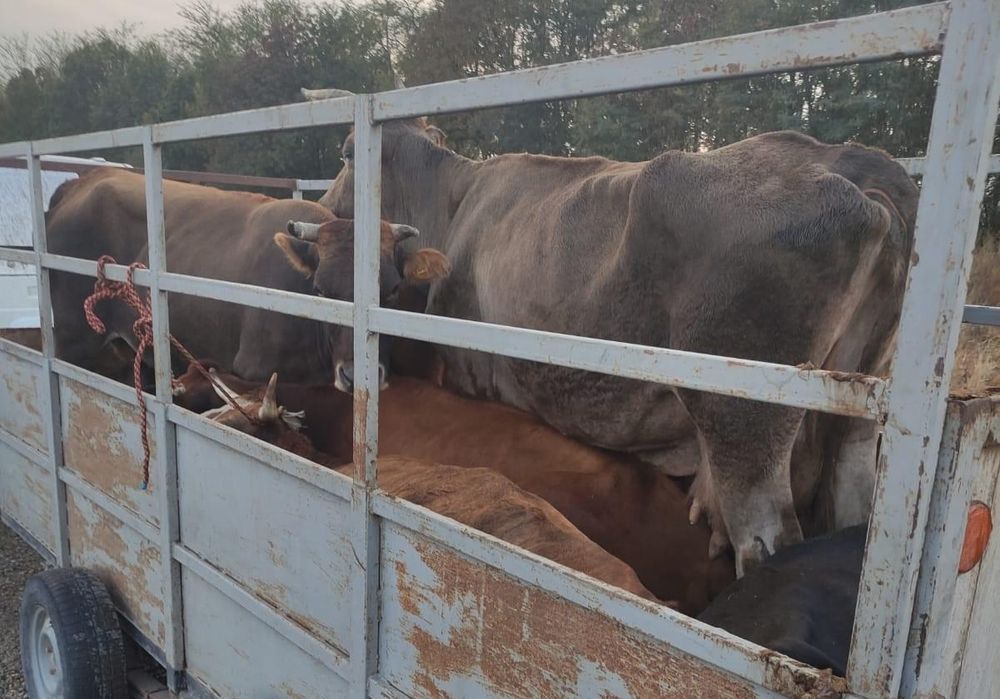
top-left (401, 248), bottom-right (451, 283)
top-left (425, 125), bottom-right (447, 148)
top-left (274, 233), bottom-right (320, 278)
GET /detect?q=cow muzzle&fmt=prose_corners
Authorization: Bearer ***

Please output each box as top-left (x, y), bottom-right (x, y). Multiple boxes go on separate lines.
top-left (334, 360), bottom-right (388, 393)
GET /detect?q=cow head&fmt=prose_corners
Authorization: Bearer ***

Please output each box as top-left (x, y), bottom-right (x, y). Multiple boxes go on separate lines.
top-left (204, 372), bottom-right (305, 438)
top-left (300, 88), bottom-right (448, 223)
top-left (274, 217), bottom-right (450, 392)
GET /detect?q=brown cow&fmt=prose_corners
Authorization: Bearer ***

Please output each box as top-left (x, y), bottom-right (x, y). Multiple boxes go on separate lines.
top-left (176, 368), bottom-right (734, 613)
top-left (197, 376), bottom-right (656, 601)
top-left (44, 168), bottom-right (429, 385)
top-left (306, 87), bottom-right (919, 573)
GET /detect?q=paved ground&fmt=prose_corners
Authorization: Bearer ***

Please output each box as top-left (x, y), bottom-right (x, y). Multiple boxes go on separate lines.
top-left (0, 523), bottom-right (43, 698)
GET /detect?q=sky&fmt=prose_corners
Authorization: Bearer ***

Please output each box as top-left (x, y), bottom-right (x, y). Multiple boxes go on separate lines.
top-left (0, 0), bottom-right (251, 38)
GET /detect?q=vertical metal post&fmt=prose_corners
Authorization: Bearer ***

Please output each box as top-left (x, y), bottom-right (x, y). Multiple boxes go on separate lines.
top-left (142, 130), bottom-right (185, 689)
top-left (26, 147), bottom-right (70, 566)
top-left (847, 0), bottom-right (1000, 695)
top-left (292, 187), bottom-right (304, 200)
top-left (348, 95), bottom-right (383, 697)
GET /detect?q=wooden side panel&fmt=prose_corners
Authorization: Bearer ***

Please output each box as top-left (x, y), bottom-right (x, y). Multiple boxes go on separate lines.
top-left (955, 439), bottom-right (1000, 699)
top-left (181, 569), bottom-right (350, 698)
top-left (66, 489), bottom-right (166, 648)
top-left (0, 441), bottom-right (53, 552)
top-left (59, 377), bottom-right (159, 527)
top-left (0, 347), bottom-right (46, 452)
top-left (378, 523), bottom-right (760, 699)
top-left (175, 428), bottom-right (354, 653)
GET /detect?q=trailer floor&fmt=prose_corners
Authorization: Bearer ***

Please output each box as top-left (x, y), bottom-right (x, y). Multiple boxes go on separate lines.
top-left (0, 523), bottom-right (42, 699)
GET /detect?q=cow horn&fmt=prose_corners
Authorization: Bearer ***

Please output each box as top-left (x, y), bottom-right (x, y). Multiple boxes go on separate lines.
top-left (300, 87), bottom-right (355, 101)
top-left (389, 223), bottom-right (419, 242)
top-left (259, 372), bottom-right (280, 421)
top-left (287, 220), bottom-right (322, 241)
top-left (210, 377), bottom-right (255, 413)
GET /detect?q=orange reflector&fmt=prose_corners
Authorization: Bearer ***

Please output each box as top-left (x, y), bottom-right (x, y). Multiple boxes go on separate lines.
top-left (959, 502), bottom-right (992, 574)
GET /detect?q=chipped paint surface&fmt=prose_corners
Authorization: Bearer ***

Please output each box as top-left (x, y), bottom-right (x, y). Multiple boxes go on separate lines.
top-left (0, 349), bottom-right (46, 452)
top-left (175, 427), bottom-right (354, 652)
top-left (0, 441), bottom-right (54, 551)
top-left (60, 377), bottom-right (160, 527)
top-left (380, 526), bottom-right (764, 699)
top-left (66, 489), bottom-right (166, 646)
top-left (181, 569), bottom-right (349, 698)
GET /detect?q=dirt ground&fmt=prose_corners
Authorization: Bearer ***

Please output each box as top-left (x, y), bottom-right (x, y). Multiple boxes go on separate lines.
top-left (0, 523), bottom-right (43, 698)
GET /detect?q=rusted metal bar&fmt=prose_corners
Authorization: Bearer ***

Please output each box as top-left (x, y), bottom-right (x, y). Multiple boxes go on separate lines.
top-left (374, 3), bottom-right (947, 121)
top-left (142, 131), bottom-right (186, 688)
top-left (347, 95), bottom-right (383, 699)
top-left (25, 149), bottom-right (70, 567)
top-left (848, 0), bottom-right (1000, 695)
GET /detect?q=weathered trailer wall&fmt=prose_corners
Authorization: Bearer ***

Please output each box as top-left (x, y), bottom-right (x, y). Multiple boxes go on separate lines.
top-left (0, 342), bottom-right (54, 555)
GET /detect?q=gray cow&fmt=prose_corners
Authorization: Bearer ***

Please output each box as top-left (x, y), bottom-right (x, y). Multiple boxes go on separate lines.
top-left (305, 88), bottom-right (918, 575)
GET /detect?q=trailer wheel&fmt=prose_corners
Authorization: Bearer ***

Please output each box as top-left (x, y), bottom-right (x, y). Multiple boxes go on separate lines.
top-left (19, 568), bottom-right (128, 699)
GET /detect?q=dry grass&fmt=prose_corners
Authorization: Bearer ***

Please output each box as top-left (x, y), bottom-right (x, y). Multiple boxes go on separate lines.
top-left (951, 238), bottom-right (1000, 395)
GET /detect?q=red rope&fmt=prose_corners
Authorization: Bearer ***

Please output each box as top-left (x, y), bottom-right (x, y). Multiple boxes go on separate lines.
top-left (83, 255), bottom-right (257, 489)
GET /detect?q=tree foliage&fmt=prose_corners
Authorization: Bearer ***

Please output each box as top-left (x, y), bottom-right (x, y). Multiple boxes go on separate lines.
top-left (0, 0), bottom-right (995, 229)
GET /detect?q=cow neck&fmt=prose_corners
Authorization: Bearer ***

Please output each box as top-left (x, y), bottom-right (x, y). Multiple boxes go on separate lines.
top-left (390, 137), bottom-right (476, 250)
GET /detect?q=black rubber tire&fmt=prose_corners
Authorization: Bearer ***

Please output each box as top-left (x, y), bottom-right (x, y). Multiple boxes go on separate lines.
top-left (19, 567), bottom-right (128, 699)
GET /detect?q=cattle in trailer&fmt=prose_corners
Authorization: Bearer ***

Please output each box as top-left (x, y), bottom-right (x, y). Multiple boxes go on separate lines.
top-left (307, 87), bottom-right (918, 574)
top-left (698, 525), bottom-right (866, 676)
top-left (175, 368), bottom-right (735, 613)
top-left (194, 373), bottom-right (658, 602)
top-left (44, 169), bottom-right (431, 384)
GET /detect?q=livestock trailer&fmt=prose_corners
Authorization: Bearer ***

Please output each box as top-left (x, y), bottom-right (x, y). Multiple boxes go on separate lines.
top-left (1, 0), bottom-right (999, 697)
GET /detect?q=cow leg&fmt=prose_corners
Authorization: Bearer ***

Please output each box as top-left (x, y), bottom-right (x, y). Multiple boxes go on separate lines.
top-left (829, 418), bottom-right (878, 529)
top-left (680, 391), bottom-right (804, 576)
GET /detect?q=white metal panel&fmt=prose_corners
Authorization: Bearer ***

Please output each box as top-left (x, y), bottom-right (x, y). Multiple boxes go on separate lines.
top-left (59, 376), bottom-right (161, 527)
top-left (180, 567), bottom-right (351, 698)
top-left (377, 520), bottom-right (789, 699)
top-left (65, 488), bottom-right (167, 648)
top-left (0, 343), bottom-right (47, 453)
top-left (0, 440), bottom-right (54, 553)
top-left (175, 427), bottom-right (355, 653)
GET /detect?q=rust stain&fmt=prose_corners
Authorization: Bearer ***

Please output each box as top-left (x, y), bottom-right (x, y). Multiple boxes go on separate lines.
top-left (279, 684), bottom-right (307, 699)
top-left (63, 381), bottom-right (158, 525)
top-left (251, 578), bottom-right (290, 608)
top-left (395, 558), bottom-right (431, 617)
top-left (397, 539), bottom-right (767, 699)
top-left (66, 492), bottom-right (165, 644)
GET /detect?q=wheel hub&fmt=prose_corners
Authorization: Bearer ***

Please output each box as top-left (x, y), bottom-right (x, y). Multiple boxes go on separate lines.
top-left (28, 606), bottom-right (63, 698)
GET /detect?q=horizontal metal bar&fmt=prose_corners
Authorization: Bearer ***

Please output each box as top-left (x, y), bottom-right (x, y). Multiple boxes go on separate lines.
top-left (963, 304), bottom-right (1000, 326)
top-left (159, 169), bottom-right (298, 190)
top-left (51, 357), bottom-right (153, 406)
top-left (0, 337), bottom-right (45, 366)
top-left (374, 493), bottom-right (826, 697)
top-left (167, 406), bottom-right (352, 502)
top-left (172, 543), bottom-right (350, 679)
top-left (296, 179), bottom-right (335, 191)
top-left (0, 423), bottom-right (49, 470)
top-left (374, 3), bottom-right (947, 120)
top-left (0, 128), bottom-right (145, 159)
top-left (897, 153), bottom-right (1000, 176)
top-left (152, 97), bottom-right (354, 144)
top-left (0, 512), bottom-right (56, 567)
top-left (42, 253), bottom-right (153, 285)
top-left (0, 247), bottom-right (38, 265)
top-left (39, 253), bottom-right (353, 327)
top-left (59, 467), bottom-right (160, 543)
top-left (371, 308), bottom-right (885, 418)
top-left (158, 272), bottom-right (353, 327)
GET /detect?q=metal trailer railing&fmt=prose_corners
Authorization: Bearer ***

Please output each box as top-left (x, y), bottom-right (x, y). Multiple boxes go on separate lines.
top-left (0, 0), bottom-right (998, 697)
